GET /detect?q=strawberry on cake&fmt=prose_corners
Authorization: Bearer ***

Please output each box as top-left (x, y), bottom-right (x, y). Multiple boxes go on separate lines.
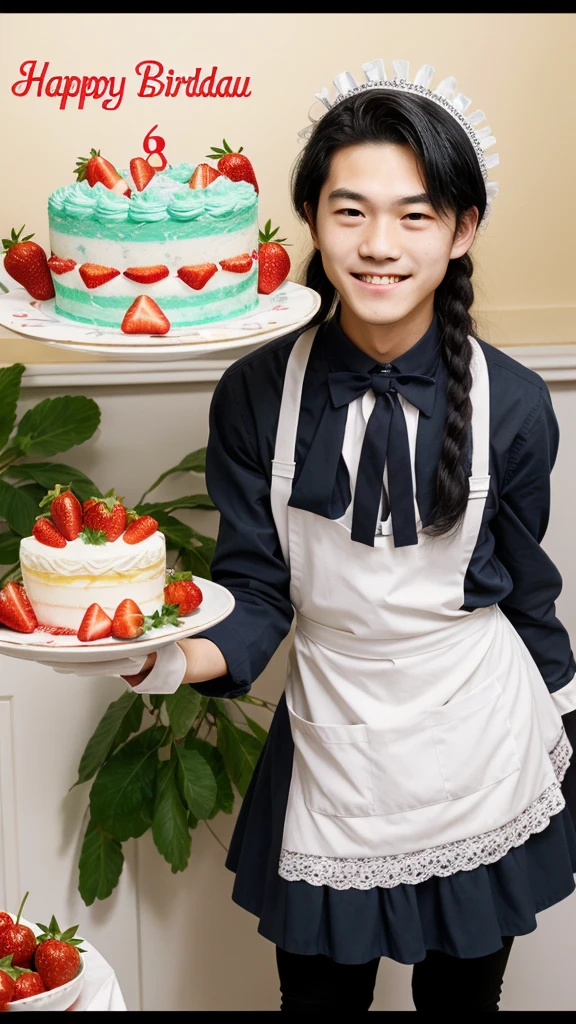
top-left (19, 486), bottom-right (166, 635)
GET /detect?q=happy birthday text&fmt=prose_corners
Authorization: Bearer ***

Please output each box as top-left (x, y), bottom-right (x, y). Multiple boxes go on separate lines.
top-left (11, 60), bottom-right (252, 111)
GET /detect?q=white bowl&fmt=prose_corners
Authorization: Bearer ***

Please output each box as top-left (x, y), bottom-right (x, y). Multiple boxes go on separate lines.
top-left (5, 916), bottom-right (85, 1012)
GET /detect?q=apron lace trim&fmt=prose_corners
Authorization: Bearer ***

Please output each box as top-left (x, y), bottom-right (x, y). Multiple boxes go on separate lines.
top-left (278, 731), bottom-right (572, 891)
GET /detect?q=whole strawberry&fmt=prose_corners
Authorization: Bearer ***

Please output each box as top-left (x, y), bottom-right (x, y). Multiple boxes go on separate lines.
top-left (257, 220), bottom-right (291, 294)
top-left (206, 139), bottom-right (259, 192)
top-left (38, 484), bottom-right (82, 541)
top-left (164, 572), bottom-right (203, 614)
top-left (12, 971), bottom-right (46, 1000)
top-left (34, 916), bottom-right (85, 991)
top-left (2, 226), bottom-right (55, 300)
top-left (83, 489), bottom-right (127, 542)
top-left (0, 915), bottom-right (12, 933)
top-left (0, 894), bottom-right (37, 969)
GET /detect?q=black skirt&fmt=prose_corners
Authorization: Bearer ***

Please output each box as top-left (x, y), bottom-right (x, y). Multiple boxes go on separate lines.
top-left (226, 695), bottom-right (576, 965)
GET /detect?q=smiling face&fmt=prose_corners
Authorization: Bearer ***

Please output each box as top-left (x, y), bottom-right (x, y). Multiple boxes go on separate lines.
top-left (308, 142), bottom-right (478, 360)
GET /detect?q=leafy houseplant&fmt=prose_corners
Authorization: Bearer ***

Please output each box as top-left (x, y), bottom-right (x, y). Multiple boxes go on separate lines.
top-left (0, 362), bottom-right (274, 904)
top-left (75, 456), bottom-right (276, 905)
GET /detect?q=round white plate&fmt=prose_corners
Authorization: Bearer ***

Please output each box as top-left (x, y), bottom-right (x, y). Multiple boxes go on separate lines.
top-left (0, 577), bottom-right (234, 664)
top-left (0, 265), bottom-right (320, 361)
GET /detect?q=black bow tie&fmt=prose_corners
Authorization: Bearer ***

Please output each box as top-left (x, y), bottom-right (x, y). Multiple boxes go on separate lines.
top-left (288, 367), bottom-right (436, 548)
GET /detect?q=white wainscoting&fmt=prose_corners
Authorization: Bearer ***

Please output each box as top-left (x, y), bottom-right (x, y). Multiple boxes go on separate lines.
top-left (0, 342), bottom-right (574, 1010)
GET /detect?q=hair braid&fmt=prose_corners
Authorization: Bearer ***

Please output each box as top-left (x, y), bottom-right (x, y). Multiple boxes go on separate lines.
top-left (429, 254), bottom-right (476, 534)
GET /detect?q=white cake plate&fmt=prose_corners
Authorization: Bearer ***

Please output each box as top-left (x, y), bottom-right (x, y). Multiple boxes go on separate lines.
top-left (0, 576), bottom-right (234, 664)
top-left (0, 263), bottom-right (320, 361)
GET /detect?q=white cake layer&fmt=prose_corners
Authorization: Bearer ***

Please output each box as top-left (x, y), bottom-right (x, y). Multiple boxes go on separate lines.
top-left (49, 226), bottom-right (258, 275)
top-left (20, 532), bottom-right (166, 631)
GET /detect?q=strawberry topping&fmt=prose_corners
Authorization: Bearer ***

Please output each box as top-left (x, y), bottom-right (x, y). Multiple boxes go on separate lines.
top-left (0, 582), bottom-right (38, 634)
top-left (112, 599), bottom-right (145, 640)
top-left (79, 263), bottom-right (121, 289)
top-left (129, 157), bottom-right (156, 192)
top-left (219, 253), bottom-right (253, 274)
top-left (189, 163), bottom-right (221, 189)
top-left (177, 264), bottom-right (218, 291)
top-left (123, 265), bottom-right (170, 284)
top-left (78, 603), bottom-right (113, 643)
top-left (121, 295), bottom-right (171, 335)
top-left (32, 518), bottom-right (67, 548)
top-left (123, 515), bottom-right (159, 544)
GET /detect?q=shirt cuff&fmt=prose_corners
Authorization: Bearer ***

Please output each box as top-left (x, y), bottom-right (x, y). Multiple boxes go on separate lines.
top-left (128, 642), bottom-right (187, 695)
top-left (551, 674), bottom-right (576, 716)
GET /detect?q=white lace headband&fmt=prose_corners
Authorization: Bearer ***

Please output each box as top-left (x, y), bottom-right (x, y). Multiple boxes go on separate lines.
top-left (299, 59), bottom-right (499, 225)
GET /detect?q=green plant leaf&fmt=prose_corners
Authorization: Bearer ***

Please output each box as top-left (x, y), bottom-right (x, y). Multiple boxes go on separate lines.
top-left (0, 479), bottom-right (40, 535)
top-left (153, 511), bottom-right (196, 549)
top-left (240, 712), bottom-right (269, 745)
top-left (151, 760), bottom-right (191, 873)
top-left (89, 726), bottom-right (165, 841)
top-left (178, 545), bottom-right (212, 581)
top-left (217, 716), bottom-right (263, 798)
top-left (139, 448), bottom-right (207, 502)
top-left (173, 744), bottom-right (217, 819)
top-left (0, 530), bottom-right (20, 566)
top-left (74, 691), bottom-right (145, 786)
top-left (164, 685), bottom-right (203, 739)
top-left (7, 462), bottom-right (102, 501)
top-left (136, 495), bottom-right (215, 515)
top-left (17, 482), bottom-right (45, 508)
top-left (13, 396), bottom-right (101, 457)
top-left (149, 694), bottom-right (164, 711)
top-left (0, 364), bottom-right (25, 451)
top-left (187, 736), bottom-right (234, 817)
top-left (78, 818), bottom-right (124, 907)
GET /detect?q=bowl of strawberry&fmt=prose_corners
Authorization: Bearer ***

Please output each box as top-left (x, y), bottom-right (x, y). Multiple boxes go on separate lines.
top-left (0, 894), bottom-right (85, 1012)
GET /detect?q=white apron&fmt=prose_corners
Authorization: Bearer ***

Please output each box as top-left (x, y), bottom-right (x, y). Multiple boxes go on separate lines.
top-left (270, 327), bottom-right (570, 889)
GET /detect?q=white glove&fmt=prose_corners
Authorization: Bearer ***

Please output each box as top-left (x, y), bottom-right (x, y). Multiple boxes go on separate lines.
top-left (41, 642), bottom-right (187, 695)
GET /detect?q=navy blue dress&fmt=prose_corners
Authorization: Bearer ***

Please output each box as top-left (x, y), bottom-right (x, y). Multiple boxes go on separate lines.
top-left (195, 317), bottom-right (576, 964)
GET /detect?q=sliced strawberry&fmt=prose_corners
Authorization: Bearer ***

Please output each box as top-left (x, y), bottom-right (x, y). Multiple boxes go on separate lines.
top-left (78, 603), bottom-right (113, 642)
top-left (121, 295), bottom-right (170, 335)
top-left (33, 518), bottom-right (67, 548)
top-left (39, 485), bottom-right (82, 541)
top-left (130, 157), bottom-right (156, 192)
top-left (123, 265), bottom-right (170, 284)
top-left (83, 489), bottom-right (127, 542)
top-left (219, 253), bottom-right (253, 274)
top-left (0, 582), bottom-right (38, 633)
top-left (123, 515), bottom-right (159, 544)
top-left (164, 579), bottom-right (203, 614)
top-left (74, 149), bottom-right (131, 197)
top-left (189, 163), bottom-right (221, 189)
top-left (112, 598), bottom-right (145, 639)
top-left (79, 263), bottom-right (121, 289)
top-left (177, 264), bottom-right (218, 291)
top-left (47, 254), bottom-right (77, 275)
top-left (206, 140), bottom-right (259, 193)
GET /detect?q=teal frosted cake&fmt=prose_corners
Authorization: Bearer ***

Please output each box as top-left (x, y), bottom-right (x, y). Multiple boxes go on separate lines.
top-left (47, 162), bottom-right (259, 331)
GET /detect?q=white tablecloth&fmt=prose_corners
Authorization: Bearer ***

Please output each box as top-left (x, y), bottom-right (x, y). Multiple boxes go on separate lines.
top-left (68, 940), bottom-right (127, 1011)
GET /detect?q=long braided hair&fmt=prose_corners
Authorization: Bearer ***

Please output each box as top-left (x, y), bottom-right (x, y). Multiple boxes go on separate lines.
top-left (291, 91), bottom-right (487, 536)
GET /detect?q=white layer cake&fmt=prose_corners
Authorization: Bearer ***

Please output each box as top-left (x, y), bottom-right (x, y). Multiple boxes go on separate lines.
top-left (20, 531), bottom-right (166, 631)
top-left (47, 165), bottom-right (259, 329)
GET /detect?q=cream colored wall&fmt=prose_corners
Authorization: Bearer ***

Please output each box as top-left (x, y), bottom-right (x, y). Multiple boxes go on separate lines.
top-left (1, 12), bottom-right (575, 354)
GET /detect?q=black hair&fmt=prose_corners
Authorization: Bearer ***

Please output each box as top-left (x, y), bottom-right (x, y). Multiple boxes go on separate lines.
top-left (291, 90), bottom-right (487, 536)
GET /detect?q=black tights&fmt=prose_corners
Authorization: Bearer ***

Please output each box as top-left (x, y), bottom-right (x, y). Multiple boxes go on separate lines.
top-left (276, 936), bottom-right (514, 1012)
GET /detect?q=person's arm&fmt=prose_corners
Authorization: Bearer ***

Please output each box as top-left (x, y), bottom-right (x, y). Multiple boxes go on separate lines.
top-left (491, 384), bottom-right (576, 714)
top-left (126, 361), bottom-right (294, 696)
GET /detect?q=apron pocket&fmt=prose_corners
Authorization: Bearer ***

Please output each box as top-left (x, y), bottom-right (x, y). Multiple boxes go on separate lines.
top-left (429, 674), bottom-right (521, 800)
top-left (287, 705), bottom-right (375, 817)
